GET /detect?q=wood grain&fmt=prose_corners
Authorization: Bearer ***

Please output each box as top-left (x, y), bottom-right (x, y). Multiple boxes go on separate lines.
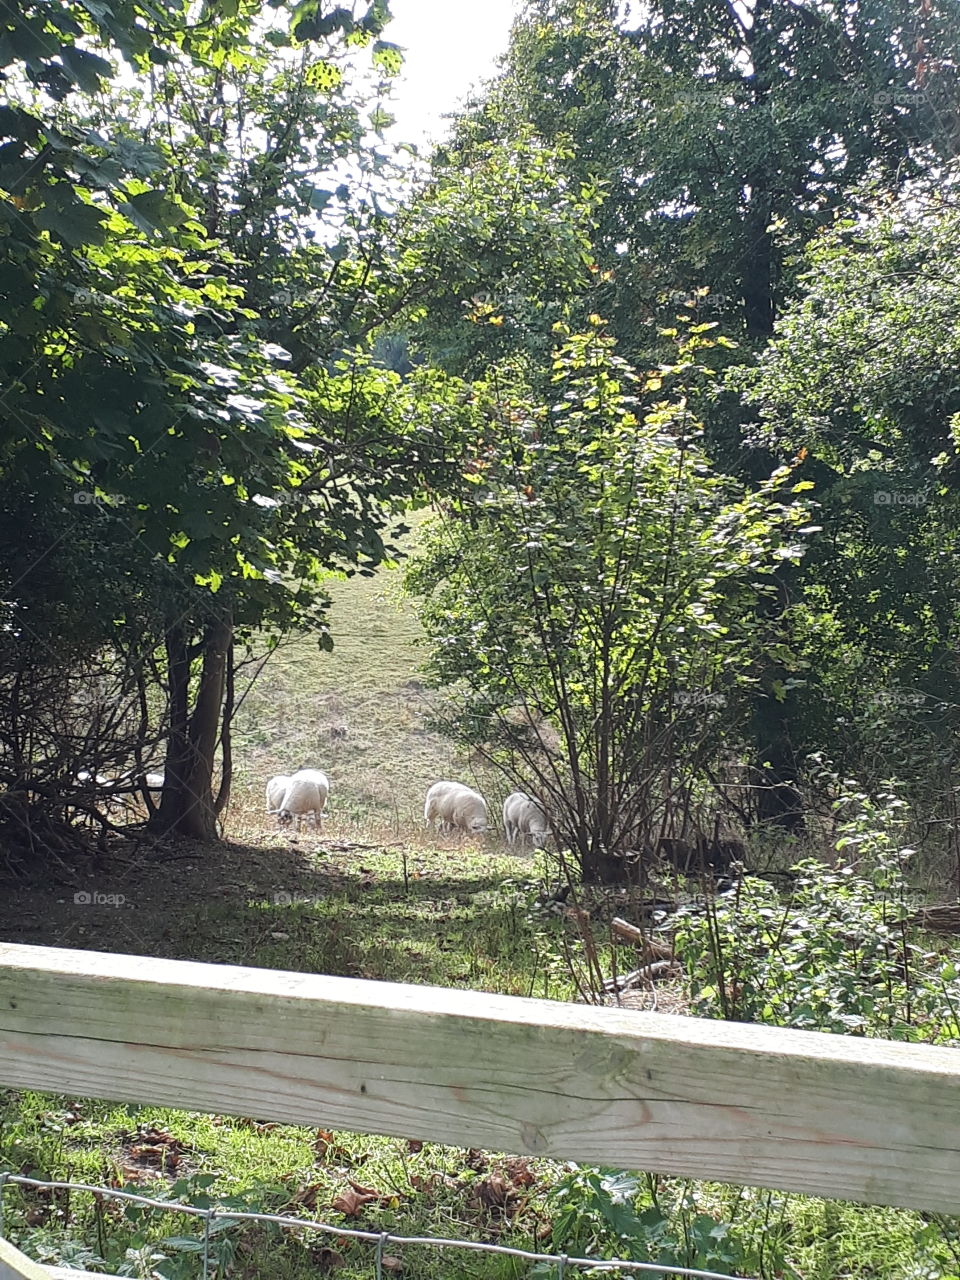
top-left (1, 942), bottom-right (959, 1212)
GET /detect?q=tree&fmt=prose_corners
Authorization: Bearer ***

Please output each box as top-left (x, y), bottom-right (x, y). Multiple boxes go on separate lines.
top-left (467, 0), bottom-right (958, 351)
top-left (0, 0), bottom-right (475, 845)
top-left (407, 319), bottom-right (814, 881)
top-left (439, 0), bottom-right (960, 826)
top-left (732, 184), bottom-right (960, 797)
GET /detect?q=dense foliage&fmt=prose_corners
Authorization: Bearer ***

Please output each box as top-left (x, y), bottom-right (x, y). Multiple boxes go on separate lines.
top-left (735, 195), bottom-right (960, 795)
top-left (406, 0), bottom-right (960, 844)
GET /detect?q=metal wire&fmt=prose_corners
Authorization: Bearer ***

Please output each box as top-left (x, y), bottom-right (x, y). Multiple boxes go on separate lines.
top-left (0, 1173), bottom-right (756, 1279)
top-left (201, 1205), bottom-right (213, 1280)
top-left (374, 1229), bottom-right (390, 1279)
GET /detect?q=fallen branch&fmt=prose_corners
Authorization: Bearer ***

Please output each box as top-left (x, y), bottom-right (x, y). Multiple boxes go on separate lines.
top-left (909, 905), bottom-right (960, 934)
top-left (610, 917), bottom-right (673, 961)
top-left (602, 959), bottom-right (679, 993)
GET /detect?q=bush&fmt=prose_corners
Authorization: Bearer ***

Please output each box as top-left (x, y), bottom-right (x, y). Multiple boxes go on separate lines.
top-left (675, 781), bottom-right (960, 1041)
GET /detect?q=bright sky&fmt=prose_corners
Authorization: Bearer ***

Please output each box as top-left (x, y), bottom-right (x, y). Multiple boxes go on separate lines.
top-left (382, 0), bottom-right (524, 148)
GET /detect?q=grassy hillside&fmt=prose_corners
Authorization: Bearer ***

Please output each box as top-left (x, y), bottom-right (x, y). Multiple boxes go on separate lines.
top-left (228, 522), bottom-right (484, 835)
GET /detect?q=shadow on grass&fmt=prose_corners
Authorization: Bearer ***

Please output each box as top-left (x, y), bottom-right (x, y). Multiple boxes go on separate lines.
top-left (0, 834), bottom-right (571, 1001)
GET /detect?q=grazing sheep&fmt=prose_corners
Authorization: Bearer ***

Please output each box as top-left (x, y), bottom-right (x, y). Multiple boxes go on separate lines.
top-left (424, 780), bottom-right (488, 836)
top-left (271, 768), bottom-right (330, 832)
top-left (265, 774), bottom-right (291, 815)
top-left (502, 791), bottom-right (550, 849)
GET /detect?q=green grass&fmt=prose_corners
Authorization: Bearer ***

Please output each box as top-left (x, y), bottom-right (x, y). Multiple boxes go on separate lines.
top-left (139, 844), bottom-right (586, 1000)
top-left (229, 518), bottom-right (487, 828)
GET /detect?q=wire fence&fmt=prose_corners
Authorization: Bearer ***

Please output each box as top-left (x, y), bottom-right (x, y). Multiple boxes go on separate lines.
top-left (0, 1173), bottom-right (758, 1280)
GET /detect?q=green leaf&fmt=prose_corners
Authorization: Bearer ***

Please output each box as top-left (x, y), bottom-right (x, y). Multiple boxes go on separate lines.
top-left (60, 46), bottom-right (113, 93)
top-left (34, 198), bottom-right (109, 247)
top-left (372, 41), bottom-right (403, 75)
top-left (308, 187), bottom-right (334, 212)
top-left (124, 189), bottom-right (188, 233)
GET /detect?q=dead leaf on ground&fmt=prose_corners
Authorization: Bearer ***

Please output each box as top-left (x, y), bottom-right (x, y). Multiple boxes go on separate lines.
top-left (382, 1255), bottom-right (403, 1271)
top-left (348, 1179), bottom-right (383, 1197)
top-left (126, 1126), bottom-right (183, 1171)
top-left (313, 1128), bottom-right (352, 1163)
top-left (286, 1182), bottom-right (323, 1212)
top-left (113, 1163), bottom-right (163, 1187)
top-left (129, 1143), bottom-right (179, 1171)
top-left (407, 1138), bottom-right (423, 1153)
top-left (214, 1115), bottom-right (278, 1134)
top-left (474, 1173), bottom-right (518, 1212)
top-left (465, 1148), bottom-right (488, 1172)
top-left (332, 1186), bottom-right (379, 1216)
top-left (503, 1157), bottom-right (537, 1188)
top-left (410, 1172), bottom-right (458, 1195)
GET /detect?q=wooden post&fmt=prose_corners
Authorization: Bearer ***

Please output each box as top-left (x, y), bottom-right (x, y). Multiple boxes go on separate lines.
top-left (2, 942), bottom-right (960, 1212)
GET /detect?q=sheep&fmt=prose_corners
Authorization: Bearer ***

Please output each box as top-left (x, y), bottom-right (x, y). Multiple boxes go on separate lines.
top-left (73, 769), bottom-right (164, 822)
top-left (502, 791), bottom-right (550, 849)
top-left (265, 774), bottom-right (291, 815)
top-left (424, 780), bottom-right (488, 836)
top-left (269, 768), bottom-right (330, 832)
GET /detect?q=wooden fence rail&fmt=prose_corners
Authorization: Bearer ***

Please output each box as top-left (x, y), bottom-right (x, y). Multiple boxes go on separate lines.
top-left (1, 942), bottom-right (959, 1214)
top-left (0, 1236), bottom-right (103, 1280)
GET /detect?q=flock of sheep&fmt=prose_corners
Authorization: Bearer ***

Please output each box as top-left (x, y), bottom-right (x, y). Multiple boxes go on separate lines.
top-left (265, 770), bottom-right (551, 847)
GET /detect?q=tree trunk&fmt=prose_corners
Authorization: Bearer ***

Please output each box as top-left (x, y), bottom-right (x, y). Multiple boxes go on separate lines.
top-left (214, 639), bottom-right (234, 817)
top-left (749, 558), bottom-right (805, 831)
top-left (152, 616), bottom-right (232, 840)
top-left (750, 694), bottom-right (804, 831)
top-left (741, 193), bottom-right (775, 338)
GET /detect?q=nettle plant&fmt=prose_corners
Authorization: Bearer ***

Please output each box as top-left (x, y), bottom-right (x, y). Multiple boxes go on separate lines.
top-left (676, 778), bottom-right (960, 1040)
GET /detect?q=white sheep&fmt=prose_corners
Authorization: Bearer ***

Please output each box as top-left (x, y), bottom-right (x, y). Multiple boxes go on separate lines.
top-left (269, 768), bottom-right (330, 832)
top-left (424, 780), bottom-right (488, 836)
top-left (73, 769), bottom-right (164, 821)
top-left (265, 774), bottom-right (291, 815)
top-left (502, 791), bottom-right (550, 849)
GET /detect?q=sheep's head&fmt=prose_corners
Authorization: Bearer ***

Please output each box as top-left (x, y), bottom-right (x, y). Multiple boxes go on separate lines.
top-left (277, 808), bottom-right (294, 826)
